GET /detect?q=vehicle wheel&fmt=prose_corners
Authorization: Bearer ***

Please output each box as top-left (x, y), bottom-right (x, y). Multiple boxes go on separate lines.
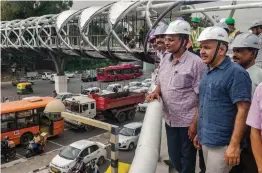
top-left (97, 156), bottom-right (105, 165)
top-left (25, 150), bottom-right (32, 158)
top-left (128, 142), bottom-right (135, 151)
top-left (20, 132), bottom-right (33, 146)
top-left (84, 124), bottom-right (94, 131)
top-left (117, 112), bottom-right (126, 123)
top-left (127, 110), bottom-right (136, 121)
top-left (8, 149), bottom-right (16, 159)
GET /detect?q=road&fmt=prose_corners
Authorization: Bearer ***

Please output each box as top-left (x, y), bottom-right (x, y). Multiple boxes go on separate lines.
top-left (1, 75), bottom-right (151, 100)
top-left (1, 76), bottom-right (148, 172)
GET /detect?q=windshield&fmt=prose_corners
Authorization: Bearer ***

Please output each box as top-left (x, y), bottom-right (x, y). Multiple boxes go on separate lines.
top-left (81, 90), bottom-right (90, 95)
top-left (55, 95), bottom-right (63, 99)
top-left (106, 86), bottom-right (114, 91)
top-left (142, 83), bottom-right (151, 87)
top-left (59, 146), bottom-right (81, 160)
top-left (97, 69), bottom-right (104, 75)
top-left (119, 127), bottom-right (134, 136)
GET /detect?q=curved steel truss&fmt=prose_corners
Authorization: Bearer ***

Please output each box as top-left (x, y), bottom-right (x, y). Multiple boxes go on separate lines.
top-left (1, 0), bottom-right (261, 63)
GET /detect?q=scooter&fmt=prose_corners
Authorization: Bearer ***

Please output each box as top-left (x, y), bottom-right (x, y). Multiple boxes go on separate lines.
top-left (25, 140), bottom-right (44, 158)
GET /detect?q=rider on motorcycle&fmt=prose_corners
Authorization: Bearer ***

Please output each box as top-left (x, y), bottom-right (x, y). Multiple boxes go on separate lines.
top-left (2, 136), bottom-right (10, 161)
top-left (73, 156), bottom-right (86, 173)
top-left (33, 132), bottom-right (41, 150)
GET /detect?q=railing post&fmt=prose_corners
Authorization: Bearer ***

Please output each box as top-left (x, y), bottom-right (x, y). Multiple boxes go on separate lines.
top-left (110, 125), bottom-right (119, 173)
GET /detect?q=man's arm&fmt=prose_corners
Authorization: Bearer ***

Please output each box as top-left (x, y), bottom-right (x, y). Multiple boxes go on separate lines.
top-left (230, 102), bottom-right (250, 145)
top-left (250, 127), bottom-right (262, 173)
top-left (225, 101), bottom-right (250, 166)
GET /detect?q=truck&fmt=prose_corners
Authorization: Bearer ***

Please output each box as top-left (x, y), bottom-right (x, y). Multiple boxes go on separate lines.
top-left (81, 69), bottom-right (97, 82)
top-left (63, 91), bottom-right (145, 131)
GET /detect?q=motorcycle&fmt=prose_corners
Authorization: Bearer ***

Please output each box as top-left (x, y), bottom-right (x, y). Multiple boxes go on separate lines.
top-left (1, 141), bottom-right (16, 162)
top-left (25, 140), bottom-right (45, 158)
top-left (71, 159), bottom-right (100, 173)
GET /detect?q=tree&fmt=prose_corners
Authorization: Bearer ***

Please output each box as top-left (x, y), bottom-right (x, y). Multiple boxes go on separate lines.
top-left (1, 1), bottom-right (73, 21)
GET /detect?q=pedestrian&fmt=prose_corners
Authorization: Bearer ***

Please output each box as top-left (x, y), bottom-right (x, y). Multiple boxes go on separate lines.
top-left (4, 97), bottom-right (9, 103)
top-left (230, 33), bottom-right (262, 173)
top-left (225, 18), bottom-right (241, 44)
top-left (191, 17), bottom-right (204, 56)
top-left (153, 23), bottom-right (169, 62)
top-left (53, 90), bottom-right (57, 98)
top-left (147, 20), bottom-right (205, 173)
top-left (246, 82), bottom-right (262, 173)
top-left (249, 20), bottom-right (262, 68)
top-left (194, 26), bottom-right (252, 173)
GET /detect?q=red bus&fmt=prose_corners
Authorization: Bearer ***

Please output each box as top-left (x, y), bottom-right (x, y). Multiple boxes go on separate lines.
top-left (1, 97), bottom-right (64, 145)
top-left (96, 64), bottom-right (143, 81)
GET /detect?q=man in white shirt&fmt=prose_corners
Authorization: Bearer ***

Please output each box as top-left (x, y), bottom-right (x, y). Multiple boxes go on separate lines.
top-left (231, 32), bottom-right (262, 173)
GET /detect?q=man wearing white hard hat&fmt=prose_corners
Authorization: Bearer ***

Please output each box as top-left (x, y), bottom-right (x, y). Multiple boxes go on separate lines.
top-left (194, 26), bottom-right (252, 173)
top-left (147, 20), bottom-right (205, 173)
top-left (230, 33), bottom-right (262, 173)
top-left (249, 20), bottom-right (262, 68)
top-left (154, 24), bottom-right (169, 62)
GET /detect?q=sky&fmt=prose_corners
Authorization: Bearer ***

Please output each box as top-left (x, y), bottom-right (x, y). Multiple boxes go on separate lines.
top-left (71, 0), bottom-right (262, 32)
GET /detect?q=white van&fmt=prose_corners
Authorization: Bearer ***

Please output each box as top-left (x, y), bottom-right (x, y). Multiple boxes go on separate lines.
top-left (41, 72), bottom-right (52, 80)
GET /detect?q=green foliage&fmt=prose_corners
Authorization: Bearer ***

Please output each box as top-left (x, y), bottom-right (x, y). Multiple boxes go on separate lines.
top-left (1, 1), bottom-right (73, 21)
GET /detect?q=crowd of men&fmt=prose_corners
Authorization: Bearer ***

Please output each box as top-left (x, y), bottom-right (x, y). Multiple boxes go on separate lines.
top-left (146, 17), bottom-right (262, 173)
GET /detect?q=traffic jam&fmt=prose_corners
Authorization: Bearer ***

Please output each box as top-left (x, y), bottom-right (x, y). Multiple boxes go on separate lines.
top-left (1, 64), bottom-right (152, 173)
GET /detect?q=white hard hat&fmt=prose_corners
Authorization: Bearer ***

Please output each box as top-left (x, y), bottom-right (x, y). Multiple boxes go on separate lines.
top-left (197, 26), bottom-right (229, 43)
top-left (154, 24), bottom-right (168, 36)
top-left (215, 22), bottom-right (229, 32)
top-left (249, 20), bottom-right (262, 29)
top-left (164, 20), bottom-right (191, 35)
top-left (231, 33), bottom-right (259, 49)
top-left (220, 18), bottom-right (226, 23)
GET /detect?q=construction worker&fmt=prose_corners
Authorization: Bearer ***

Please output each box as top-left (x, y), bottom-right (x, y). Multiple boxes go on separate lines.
top-left (190, 17), bottom-right (204, 55)
top-left (194, 26), bottom-right (252, 173)
top-left (249, 20), bottom-right (262, 68)
top-left (230, 33), bottom-right (262, 173)
top-left (225, 17), bottom-right (241, 44)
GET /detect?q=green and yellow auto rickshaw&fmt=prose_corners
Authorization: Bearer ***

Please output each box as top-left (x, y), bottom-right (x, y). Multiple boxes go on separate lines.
top-left (17, 82), bottom-right (33, 94)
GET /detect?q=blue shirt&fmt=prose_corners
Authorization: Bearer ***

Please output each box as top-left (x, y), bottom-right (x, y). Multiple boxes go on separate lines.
top-left (198, 57), bottom-right (252, 147)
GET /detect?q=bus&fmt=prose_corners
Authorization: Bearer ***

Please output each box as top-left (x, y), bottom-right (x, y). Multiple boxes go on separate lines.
top-left (1, 97), bottom-right (64, 145)
top-left (96, 64), bottom-right (143, 82)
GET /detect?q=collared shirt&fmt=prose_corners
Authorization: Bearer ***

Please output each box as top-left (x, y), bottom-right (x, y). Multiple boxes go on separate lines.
top-left (155, 50), bottom-right (205, 127)
top-left (246, 64), bottom-right (262, 96)
top-left (256, 33), bottom-right (262, 67)
top-left (246, 82), bottom-right (262, 136)
top-left (198, 57), bottom-right (252, 146)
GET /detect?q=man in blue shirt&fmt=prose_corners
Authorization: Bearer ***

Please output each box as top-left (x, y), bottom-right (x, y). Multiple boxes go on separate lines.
top-left (193, 26), bottom-right (252, 173)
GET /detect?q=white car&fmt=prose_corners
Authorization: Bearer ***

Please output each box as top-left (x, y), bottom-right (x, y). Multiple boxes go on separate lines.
top-left (65, 72), bottom-right (75, 78)
top-left (101, 83), bottom-right (123, 95)
top-left (123, 81), bottom-right (143, 91)
top-left (132, 82), bottom-right (151, 93)
top-left (141, 78), bottom-right (152, 84)
top-left (81, 87), bottom-right (101, 96)
top-left (119, 122), bottom-right (143, 151)
top-left (49, 140), bottom-right (107, 173)
top-left (56, 92), bottom-right (74, 101)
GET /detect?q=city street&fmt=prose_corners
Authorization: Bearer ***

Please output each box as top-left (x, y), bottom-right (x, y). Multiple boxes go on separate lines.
top-left (1, 76), bottom-right (148, 173)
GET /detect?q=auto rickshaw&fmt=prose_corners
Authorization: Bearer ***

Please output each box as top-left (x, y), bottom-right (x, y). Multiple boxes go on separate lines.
top-left (17, 82), bottom-right (33, 94)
